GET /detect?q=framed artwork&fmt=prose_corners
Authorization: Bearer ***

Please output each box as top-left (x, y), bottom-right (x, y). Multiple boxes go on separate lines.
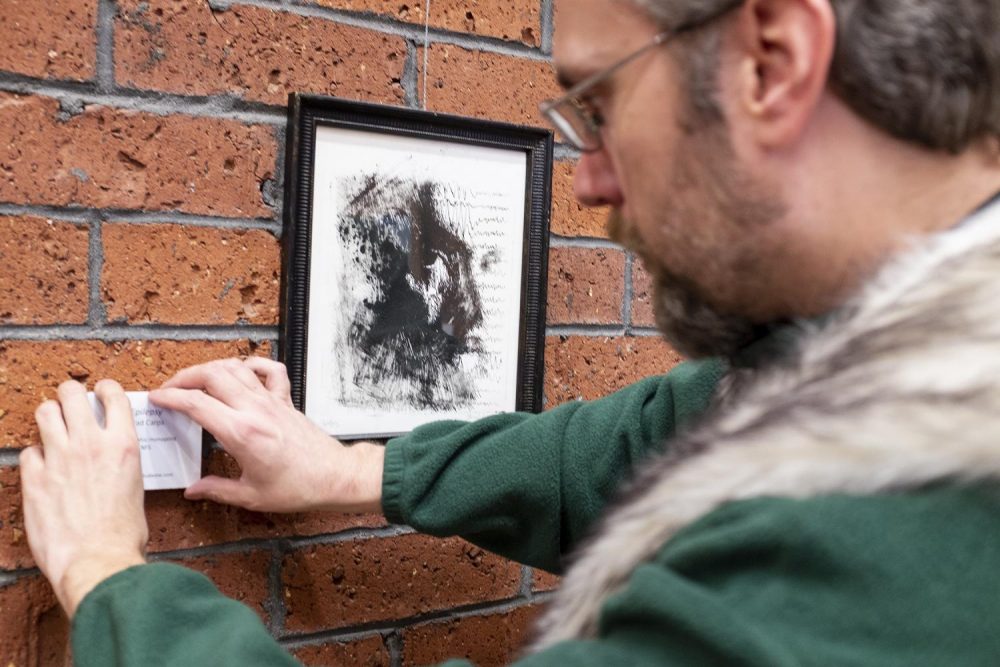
top-left (281, 94), bottom-right (552, 440)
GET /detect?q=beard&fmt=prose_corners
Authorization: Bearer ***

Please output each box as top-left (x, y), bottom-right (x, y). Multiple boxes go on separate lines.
top-left (609, 210), bottom-right (766, 359)
top-left (607, 126), bottom-right (788, 360)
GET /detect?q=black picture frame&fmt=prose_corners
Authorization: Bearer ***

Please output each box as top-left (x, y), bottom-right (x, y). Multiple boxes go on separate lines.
top-left (281, 94), bottom-right (552, 440)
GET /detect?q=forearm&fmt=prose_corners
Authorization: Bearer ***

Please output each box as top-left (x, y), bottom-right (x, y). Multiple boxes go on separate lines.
top-left (382, 410), bottom-right (566, 571)
top-left (380, 360), bottom-right (726, 572)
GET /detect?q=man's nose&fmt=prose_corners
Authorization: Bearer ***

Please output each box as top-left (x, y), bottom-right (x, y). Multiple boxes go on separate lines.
top-left (573, 148), bottom-right (624, 208)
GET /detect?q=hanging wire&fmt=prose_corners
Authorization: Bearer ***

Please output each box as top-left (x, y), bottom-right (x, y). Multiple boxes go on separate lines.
top-left (422, 0), bottom-right (431, 109)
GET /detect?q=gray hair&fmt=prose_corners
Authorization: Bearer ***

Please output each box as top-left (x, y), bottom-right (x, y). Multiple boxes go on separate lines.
top-left (631, 0), bottom-right (1000, 153)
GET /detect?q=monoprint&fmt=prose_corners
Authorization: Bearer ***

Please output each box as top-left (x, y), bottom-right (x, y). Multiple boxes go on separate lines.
top-left (336, 175), bottom-right (487, 410)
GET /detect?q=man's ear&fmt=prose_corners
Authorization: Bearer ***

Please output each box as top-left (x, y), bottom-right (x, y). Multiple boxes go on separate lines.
top-left (730, 0), bottom-right (836, 148)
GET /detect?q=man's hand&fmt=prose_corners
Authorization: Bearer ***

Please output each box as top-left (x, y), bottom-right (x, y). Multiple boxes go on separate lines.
top-left (150, 357), bottom-right (384, 514)
top-left (21, 380), bottom-right (148, 618)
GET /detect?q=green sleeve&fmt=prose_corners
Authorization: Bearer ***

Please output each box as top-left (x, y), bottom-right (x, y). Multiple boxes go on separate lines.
top-left (71, 563), bottom-right (299, 667)
top-left (382, 358), bottom-right (726, 573)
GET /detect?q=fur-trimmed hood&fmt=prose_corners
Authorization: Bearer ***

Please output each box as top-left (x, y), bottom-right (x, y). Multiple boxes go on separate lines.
top-left (533, 200), bottom-right (1000, 650)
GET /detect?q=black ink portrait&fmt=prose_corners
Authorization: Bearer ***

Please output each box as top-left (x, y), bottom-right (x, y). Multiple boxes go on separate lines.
top-left (336, 175), bottom-right (488, 410)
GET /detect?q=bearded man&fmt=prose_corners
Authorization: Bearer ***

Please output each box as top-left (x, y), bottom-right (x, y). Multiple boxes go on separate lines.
top-left (21, 0), bottom-right (1000, 664)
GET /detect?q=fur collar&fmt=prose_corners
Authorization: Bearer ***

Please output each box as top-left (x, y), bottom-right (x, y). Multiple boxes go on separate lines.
top-left (533, 203), bottom-right (1000, 649)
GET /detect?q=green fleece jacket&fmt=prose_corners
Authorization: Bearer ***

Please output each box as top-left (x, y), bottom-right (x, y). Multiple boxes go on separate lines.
top-left (69, 356), bottom-right (1000, 665)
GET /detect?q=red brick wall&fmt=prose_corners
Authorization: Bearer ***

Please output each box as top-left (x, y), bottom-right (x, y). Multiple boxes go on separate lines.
top-left (0, 1), bottom-right (679, 664)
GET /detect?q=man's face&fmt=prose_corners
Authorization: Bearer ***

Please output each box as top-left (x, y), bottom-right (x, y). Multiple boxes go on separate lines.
top-left (553, 0), bottom-right (789, 358)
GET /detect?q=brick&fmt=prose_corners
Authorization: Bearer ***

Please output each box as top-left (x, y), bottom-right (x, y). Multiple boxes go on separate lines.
top-left (0, 340), bottom-right (269, 448)
top-left (532, 568), bottom-right (561, 592)
top-left (0, 467), bottom-right (29, 570)
top-left (146, 491), bottom-right (385, 557)
top-left (402, 605), bottom-right (544, 666)
top-left (292, 636), bottom-right (389, 667)
top-left (282, 534), bottom-right (521, 633)
top-left (102, 224), bottom-right (280, 325)
top-left (543, 336), bottom-right (683, 407)
top-left (0, 216), bottom-right (89, 325)
top-left (419, 45), bottom-right (561, 126)
top-left (0, 0), bottom-right (97, 81)
top-left (171, 549), bottom-right (272, 624)
top-left (0, 573), bottom-right (67, 667)
top-left (311, 0), bottom-right (541, 46)
top-left (631, 259), bottom-right (657, 328)
top-left (551, 161), bottom-right (610, 238)
top-left (1, 447), bottom-right (385, 571)
top-left (0, 93), bottom-right (277, 218)
top-left (115, 0), bottom-right (406, 106)
top-left (546, 247), bottom-right (624, 325)
top-left (145, 449), bottom-right (386, 555)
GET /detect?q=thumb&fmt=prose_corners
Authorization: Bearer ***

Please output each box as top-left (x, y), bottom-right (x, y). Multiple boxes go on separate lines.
top-left (184, 476), bottom-right (254, 509)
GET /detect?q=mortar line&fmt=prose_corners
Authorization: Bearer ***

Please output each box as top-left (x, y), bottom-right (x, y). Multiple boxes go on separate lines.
top-left (278, 627), bottom-right (392, 651)
top-left (545, 324), bottom-right (625, 337)
top-left (0, 450), bottom-right (24, 466)
top-left (544, 324), bottom-right (664, 338)
top-left (266, 541), bottom-right (288, 635)
top-left (0, 73), bottom-right (286, 125)
top-left (0, 325), bottom-right (280, 342)
top-left (148, 525), bottom-right (412, 564)
top-left (0, 203), bottom-right (280, 232)
top-left (549, 235), bottom-right (618, 249)
top-left (540, 0), bottom-right (555, 55)
top-left (277, 595), bottom-right (543, 645)
top-left (629, 327), bottom-right (663, 337)
top-left (0, 566), bottom-right (42, 585)
top-left (282, 524), bottom-right (415, 550)
top-left (149, 538), bottom-right (282, 562)
top-left (88, 218), bottom-right (107, 326)
top-left (386, 631), bottom-right (404, 667)
top-left (103, 215), bottom-right (281, 233)
top-left (229, 0), bottom-right (553, 61)
top-left (623, 251), bottom-right (635, 331)
top-left (95, 0), bottom-right (117, 92)
top-left (402, 40), bottom-right (419, 109)
top-left (0, 204), bottom-right (91, 224)
top-left (518, 565), bottom-right (534, 598)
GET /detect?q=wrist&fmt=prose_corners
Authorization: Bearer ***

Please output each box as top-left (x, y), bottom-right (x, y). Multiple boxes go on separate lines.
top-left (58, 551), bottom-right (146, 619)
top-left (324, 440), bottom-right (384, 514)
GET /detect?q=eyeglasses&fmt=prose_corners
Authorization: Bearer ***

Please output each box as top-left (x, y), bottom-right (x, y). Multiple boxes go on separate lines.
top-left (539, 1), bottom-right (744, 152)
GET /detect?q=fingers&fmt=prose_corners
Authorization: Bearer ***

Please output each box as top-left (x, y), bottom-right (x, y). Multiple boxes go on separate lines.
top-left (19, 446), bottom-right (44, 480)
top-left (18, 447), bottom-right (46, 571)
top-left (159, 360), bottom-right (264, 409)
top-left (243, 357), bottom-right (292, 403)
top-left (34, 401), bottom-right (68, 452)
top-left (184, 475), bottom-right (253, 508)
top-left (94, 379), bottom-right (136, 436)
top-left (148, 387), bottom-right (246, 455)
top-left (56, 381), bottom-right (98, 436)
top-left (219, 358), bottom-right (269, 392)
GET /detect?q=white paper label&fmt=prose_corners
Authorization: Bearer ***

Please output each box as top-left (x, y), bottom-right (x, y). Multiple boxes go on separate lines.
top-left (87, 391), bottom-right (202, 490)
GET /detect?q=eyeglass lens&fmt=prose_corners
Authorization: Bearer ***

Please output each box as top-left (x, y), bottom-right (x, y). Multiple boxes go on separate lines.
top-left (544, 101), bottom-right (601, 152)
